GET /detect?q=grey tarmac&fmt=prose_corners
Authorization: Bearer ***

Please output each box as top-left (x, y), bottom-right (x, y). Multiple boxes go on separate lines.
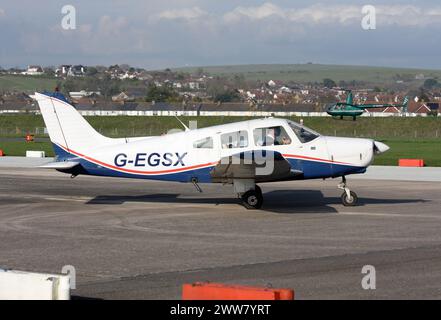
top-left (0, 167), bottom-right (440, 299)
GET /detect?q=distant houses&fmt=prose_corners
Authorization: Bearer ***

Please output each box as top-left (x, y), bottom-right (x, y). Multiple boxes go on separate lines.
top-left (55, 65), bottom-right (72, 77)
top-left (68, 65), bottom-right (86, 77)
top-left (69, 90), bottom-right (101, 100)
top-left (112, 92), bottom-right (135, 103)
top-left (22, 66), bottom-right (44, 76)
top-left (55, 65), bottom-right (86, 77)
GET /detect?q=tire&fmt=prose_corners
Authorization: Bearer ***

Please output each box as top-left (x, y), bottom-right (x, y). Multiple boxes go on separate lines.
top-left (242, 190), bottom-right (263, 210)
top-left (341, 191), bottom-right (358, 207)
top-left (254, 185), bottom-right (262, 197)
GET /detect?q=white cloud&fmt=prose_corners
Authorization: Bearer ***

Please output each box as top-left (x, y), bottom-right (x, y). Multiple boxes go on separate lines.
top-left (5, 1), bottom-right (441, 68)
top-left (224, 3), bottom-right (285, 22)
top-left (287, 4), bottom-right (360, 25)
top-left (158, 6), bottom-right (207, 20)
top-left (222, 3), bottom-right (441, 27)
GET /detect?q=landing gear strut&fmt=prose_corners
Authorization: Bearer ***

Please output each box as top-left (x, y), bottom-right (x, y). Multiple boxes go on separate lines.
top-left (241, 185), bottom-right (263, 210)
top-left (338, 176), bottom-right (358, 206)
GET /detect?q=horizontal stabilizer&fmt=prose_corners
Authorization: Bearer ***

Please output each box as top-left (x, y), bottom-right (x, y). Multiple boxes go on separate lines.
top-left (40, 162), bottom-right (80, 169)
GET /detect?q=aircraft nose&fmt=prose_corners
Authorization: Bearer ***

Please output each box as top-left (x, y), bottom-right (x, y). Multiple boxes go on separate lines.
top-left (373, 141), bottom-right (390, 154)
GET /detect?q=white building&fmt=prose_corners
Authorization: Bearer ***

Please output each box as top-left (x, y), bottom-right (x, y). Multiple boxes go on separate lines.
top-left (268, 80), bottom-right (276, 87)
top-left (69, 90), bottom-right (101, 99)
top-left (22, 66), bottom-right (44, 76)
top-left (188, 82), bottom-right (200, 90)
top-left (55, 65), bottom-right (72, 77)
top-left (68, 65), bottom-right (86, 77)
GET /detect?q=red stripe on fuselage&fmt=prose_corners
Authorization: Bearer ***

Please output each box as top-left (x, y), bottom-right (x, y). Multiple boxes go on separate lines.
top-left (56, 144), bottom-right (355, 177)
top-left (282, 154), bottom-right (352, 165)
top-left (56, 144), bottom-right (218, 175)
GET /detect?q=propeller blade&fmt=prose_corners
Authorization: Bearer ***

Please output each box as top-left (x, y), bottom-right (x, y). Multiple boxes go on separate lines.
top-left (373, 141), bottom-right (390, 154)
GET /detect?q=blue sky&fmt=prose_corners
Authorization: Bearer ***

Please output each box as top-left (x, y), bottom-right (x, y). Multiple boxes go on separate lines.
top-left (0, 0), bottom-right (440, 69)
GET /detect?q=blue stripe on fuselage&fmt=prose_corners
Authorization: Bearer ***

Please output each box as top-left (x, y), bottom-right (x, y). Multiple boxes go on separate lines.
top-left (51, 143), bottom-right (366, 182)
top-left (286, 157), bottom-right (366, 179)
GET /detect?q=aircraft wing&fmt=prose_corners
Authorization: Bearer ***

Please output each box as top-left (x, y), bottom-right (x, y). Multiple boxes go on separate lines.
top-left (210, 150), bottom-right (302, 183)
top-left (40, 161), bottom-right (81, 169)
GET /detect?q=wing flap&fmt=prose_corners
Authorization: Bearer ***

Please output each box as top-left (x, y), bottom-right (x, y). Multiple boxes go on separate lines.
top-left (211, 150), bottom-right (302, 183)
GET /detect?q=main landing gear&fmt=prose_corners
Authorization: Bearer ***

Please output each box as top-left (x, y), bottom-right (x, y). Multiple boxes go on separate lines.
top-left (241, 185), bottom-right (263, 210)
top-left (338, 176), bottom-right (358, 206)
top-left (234, 179), bottom-right (263, 210)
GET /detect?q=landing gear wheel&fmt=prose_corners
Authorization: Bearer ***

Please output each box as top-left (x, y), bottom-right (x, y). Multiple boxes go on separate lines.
top-left (254, 185), bottom-right (262, 197)
top-left (341, 191), bottom-right (358, 207)
top-left (241, 190), bottom-right (263, 210)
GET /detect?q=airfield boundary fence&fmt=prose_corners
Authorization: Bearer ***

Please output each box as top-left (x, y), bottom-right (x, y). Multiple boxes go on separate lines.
top-left (0, 109), bottom-right (434, 118)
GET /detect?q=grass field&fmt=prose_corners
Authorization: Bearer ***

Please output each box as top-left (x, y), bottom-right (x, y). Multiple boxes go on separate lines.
top-left (174, 64), bottom-right (441, 84)
top-left (0, 140), bottom-right (55, 157)
top-left (0, 75), bottom-right (58, 92)
top-left (1, 115), bottom-right (440, 166)
top-left (373, 140), bottom-right (441, 166)
top-left (1, 115), bottom-right (441, 139)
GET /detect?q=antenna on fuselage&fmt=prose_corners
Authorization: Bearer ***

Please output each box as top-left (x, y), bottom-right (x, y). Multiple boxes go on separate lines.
top-left (174, 114), bottom-right (190, 132)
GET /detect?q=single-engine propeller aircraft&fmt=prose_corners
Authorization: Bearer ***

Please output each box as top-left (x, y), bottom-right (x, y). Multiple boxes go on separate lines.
top-left (35, 91), bottom-right (390, 209)
top-left (326, 89), bottom-right (409, 120)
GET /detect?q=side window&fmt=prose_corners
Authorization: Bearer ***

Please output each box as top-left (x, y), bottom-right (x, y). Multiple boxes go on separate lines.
top-left (193, 137), bottom-right (214, 149)
top-left (253, 126), bottom-right (292, 146)
top-left (221, 131), bottom-right (248, 149)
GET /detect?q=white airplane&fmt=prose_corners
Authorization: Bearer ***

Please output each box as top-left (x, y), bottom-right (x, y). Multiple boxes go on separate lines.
top-left (35, 91), bottom-right (389, 209)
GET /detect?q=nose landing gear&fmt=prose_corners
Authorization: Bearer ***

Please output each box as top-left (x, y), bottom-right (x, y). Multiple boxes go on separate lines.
top-left (338, 176), bottom-right (358, 206)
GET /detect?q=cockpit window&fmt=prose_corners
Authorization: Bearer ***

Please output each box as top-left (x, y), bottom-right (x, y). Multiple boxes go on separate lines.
top-left (253, 126), bottom-right (292, 146)
top-left (221, 130), bottom-right (248, 149)
top-left (288, 121), bottom-right (320, 143)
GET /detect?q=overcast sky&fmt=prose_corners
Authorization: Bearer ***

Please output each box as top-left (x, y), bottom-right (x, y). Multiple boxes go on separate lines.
top-left (0, 0), bottom-right (440, 69)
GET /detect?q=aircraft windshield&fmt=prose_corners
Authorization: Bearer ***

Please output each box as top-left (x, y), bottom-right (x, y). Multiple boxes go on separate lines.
top-left (288, 121), bottom-right (320, 143)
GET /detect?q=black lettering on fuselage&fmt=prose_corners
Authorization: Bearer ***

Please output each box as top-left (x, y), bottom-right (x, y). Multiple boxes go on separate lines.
top-left (114, 152), bottom-right (187, 168)
top-left (174, 152), bottom-right (187, 166)
top-left (114, 153), bottom-right (127, 167)
top-left (134, 153), bottom-right (147, 167)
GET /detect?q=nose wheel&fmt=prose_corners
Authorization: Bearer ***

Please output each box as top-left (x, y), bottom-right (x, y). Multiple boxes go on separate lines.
top-left (241, 185), bottom-right (263, 209)
top-left (338, 176), bottom-right (358, 207)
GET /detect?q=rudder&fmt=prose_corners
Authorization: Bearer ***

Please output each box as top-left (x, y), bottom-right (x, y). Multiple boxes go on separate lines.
top-left (35, 92), bottom-right (115, 158)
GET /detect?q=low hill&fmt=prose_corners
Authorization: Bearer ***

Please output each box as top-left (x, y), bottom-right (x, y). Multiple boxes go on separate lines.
top-left (173, 64), bottom-right (441, 84)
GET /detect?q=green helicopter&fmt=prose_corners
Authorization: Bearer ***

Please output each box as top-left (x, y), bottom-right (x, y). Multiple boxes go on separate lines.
top-left (326, 90), bottom-right (409, 120)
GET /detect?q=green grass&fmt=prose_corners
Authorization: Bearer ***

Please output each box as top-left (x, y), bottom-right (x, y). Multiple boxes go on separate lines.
top-left (0, 141), bottom-right (54, 157)
top-left (174, 63), bottom-right (441, 84)
top-left (2, 115), bottom-right (441, 139)
top-left (0, 74), bottom-right (58, 92)
top-left (374, 140), bottom-right (441, 166)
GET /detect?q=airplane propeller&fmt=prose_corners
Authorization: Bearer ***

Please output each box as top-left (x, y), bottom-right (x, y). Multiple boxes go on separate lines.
top-left (373, 141), bottom-right (390, 154)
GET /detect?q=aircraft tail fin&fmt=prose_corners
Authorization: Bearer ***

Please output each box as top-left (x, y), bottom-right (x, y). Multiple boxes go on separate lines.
top-left (34, 92), bottom-right (114, 159)
top-left (345, 91), bottom-right (353, 105)
top-left (402, 96), bottom-right (409, 112)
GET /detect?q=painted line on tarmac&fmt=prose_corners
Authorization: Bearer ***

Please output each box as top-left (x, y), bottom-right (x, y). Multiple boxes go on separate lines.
top-left (339, 211), bottom-right (441, 219)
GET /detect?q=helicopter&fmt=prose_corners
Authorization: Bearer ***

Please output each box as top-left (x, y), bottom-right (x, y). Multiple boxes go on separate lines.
top-left (326, 89), bottom-right (409, 120)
